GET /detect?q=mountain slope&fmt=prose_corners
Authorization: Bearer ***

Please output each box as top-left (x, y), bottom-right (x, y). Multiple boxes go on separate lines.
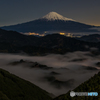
top-left (53, 71), bottom-right (100, 100)
top-left (0, 91), bottom-right (10, 100)
top-left (0, 28), bottom-right (38, 46)
top-left (0, 68), bottom-right (52, 100)
top-left (1, 12), bottom-right (97, 33)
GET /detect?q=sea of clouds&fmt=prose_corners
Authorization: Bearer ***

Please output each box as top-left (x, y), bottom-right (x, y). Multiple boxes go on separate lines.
top-left (0, 50), bottom-right (100, 97)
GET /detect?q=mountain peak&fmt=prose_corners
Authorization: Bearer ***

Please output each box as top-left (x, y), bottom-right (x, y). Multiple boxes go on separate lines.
top-left (40, 11), bottom-right (74, 21)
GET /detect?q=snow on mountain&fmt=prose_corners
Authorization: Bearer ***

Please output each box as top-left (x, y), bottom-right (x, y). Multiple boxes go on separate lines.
top-left (40, 12), bottom-right (74, 21)
top-left (1, 11), bottom-right (97, 33)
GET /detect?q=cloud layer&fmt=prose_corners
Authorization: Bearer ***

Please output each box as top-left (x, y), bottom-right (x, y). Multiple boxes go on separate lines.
top-left (0, 51), bottom-right (100, 96)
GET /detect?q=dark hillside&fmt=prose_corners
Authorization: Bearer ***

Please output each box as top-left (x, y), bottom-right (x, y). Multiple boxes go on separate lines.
top-left (0, 68), bottom-right (52, 100)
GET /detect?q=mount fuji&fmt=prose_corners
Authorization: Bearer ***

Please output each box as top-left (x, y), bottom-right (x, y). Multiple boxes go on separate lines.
top-left (1, 12), bottom-right (98, 34)
top-left (40, 12), bottom-right (74, 21)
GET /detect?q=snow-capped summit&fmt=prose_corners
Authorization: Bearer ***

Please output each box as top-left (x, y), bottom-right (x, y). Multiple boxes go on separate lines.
top-left (1, 11), bottom-right (95, 33)
top-left (41, 11), bottom-right (74, 21)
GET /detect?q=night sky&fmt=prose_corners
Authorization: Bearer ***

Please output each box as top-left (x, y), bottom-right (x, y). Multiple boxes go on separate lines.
top-left (0, 0), bottom-right (100, 27)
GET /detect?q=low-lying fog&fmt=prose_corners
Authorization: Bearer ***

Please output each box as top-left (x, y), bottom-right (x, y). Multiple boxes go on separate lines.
top-left (0, 50), bottom-right (100, 97)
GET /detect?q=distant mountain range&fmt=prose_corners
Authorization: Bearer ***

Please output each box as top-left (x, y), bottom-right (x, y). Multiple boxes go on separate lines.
top-left (77, 34), bottom-right (100, 42)
top-left (0, 28), bottom-right (100, 55)
top-left (0, 12), bottom-right (98, 33)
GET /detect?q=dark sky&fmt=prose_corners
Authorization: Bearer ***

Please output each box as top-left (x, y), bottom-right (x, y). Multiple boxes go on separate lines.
top-left (0, 0), bottom-right (100, 26)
